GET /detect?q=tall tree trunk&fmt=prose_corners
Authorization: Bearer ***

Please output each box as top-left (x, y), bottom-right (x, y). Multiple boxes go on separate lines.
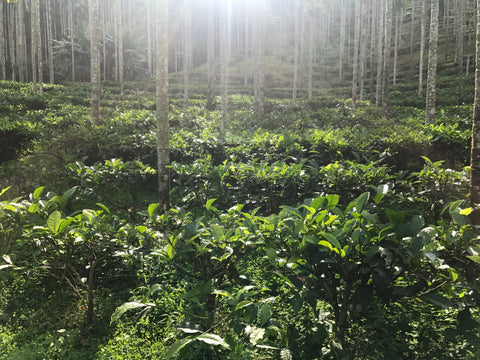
top-left (16, 0), bottom-right (26, 83)
top-left (220, 0), bottom-right (228, 134)
top-left (292, 0), bottom-right (299, 104)
top-left (375, 0), bottom-right (384, 106)
top-left (352, 0), bottom-right (361, 111)
top-left (146, 0), bottom-right (152, 78)
top-left (70, 0), bottom-right (75, 82)
top-left (393, 5), bottom-right (401, 85)
top-left (117, 0), bottom-right (124, 95)
top-left (382, 0), bottom-right (393, 114)
top-left (340, 0), bottom-right (347, 80)
top-left (156, 0), bottom-right (170, 211)
top-left (308, 11), bottom-right (314, 100)
top-left (410, 0), bottom-right (416, 73)
top-left (455, 0), bottom-right (466, 103)
top-left (183, 0), bottom-right (191, 108)
top-left (46, 0), bottom-right (54, 84)
top-left (0, 0), bottom-right (5, 80)
top-left (254, 0), bottom-right (265, 121)
top-left (425, 0), bottom-right (439, 124)
top-left (244, 0), bottom-right (249, 86)
top-left (359, 0), bottom-right (368, 100)
top-left (418, 0), bottom-right (427, 96)
top-left (470, 0), bottom-right (480, 207)
top-left (207, 0), bottom-right (215, 110)
top-left (31, 0), bottom-right (38, 90)
top-left (89, 0), bottom-right (101, 125)
top-left (35, 0), bottom-right (43, 94)
top-left (8, 4), bottom-right (16, 81)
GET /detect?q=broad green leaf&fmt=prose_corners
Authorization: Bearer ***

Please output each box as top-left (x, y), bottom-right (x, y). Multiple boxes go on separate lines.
top-left (110, 301), bottom-right (155, 324)
top-left (448, 267), bottom-right (459, 282)
top-left (346, 192), bottom-right (369, 214)
top-left (246, 326), bottom-right (266, 345)
top-left (467, 255), bottom-right (480, 264)
top-left (0, 186), bottom-right (11, 198)
top-left (281, 205), bottom-right (303, 218)
top-left (82, 209), bottom-right (96, 222)
top-left (47, 211), bottom-right (62, 235)
top-left (258, 303), bottom-right (271, 326)
top-left (196, 333), bottom-right (230, 348)
top-left (165, 337), bottom-right (195, 359)
top-left (148, 203), bottom-right (160, 218)
top-left (58, 218), bottom-right (74, 234)
top-left (266, 247), bottom-right (276, 260)
top-left (211, 224), bottom-right (224, 241)
top-left (460, 207), bottom-right (473, 216)
top-left (235, 300), bottom-right (253, 311)
top-left (136, 225), bottom-right (147, 234)
top-left (62, 187), bottom-right (77, 200)
top-left (310, 196), bottom-right (325, 211)
top-left (386, 208), bottom-right (405, 224)
top-left (178, 322), bottom-right (203, 334)
top-left (28, 203), bottom-right (40, 214)
top-left (321, 232), bottom-right (341, 249)
top-left (326, 194), bottom-right (340, 209)
top-left (374, 184), bottom-right (389, 204)
top-left (280, 348), bottom-right (293, 360)
top-left (206, 198), bottom-right (217, 211)
top-left (33, 186), bottom-right (45, 200)
top-left (96, 203), bottom-right (110, 215)
top-left (420, 292), bottom-right (455, 308)
top-left (318, 240), bottom-right (333, 250)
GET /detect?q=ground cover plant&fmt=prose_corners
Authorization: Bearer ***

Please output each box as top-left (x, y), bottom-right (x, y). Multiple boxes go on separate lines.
top-left (0, 77), bottom-right (480, 360)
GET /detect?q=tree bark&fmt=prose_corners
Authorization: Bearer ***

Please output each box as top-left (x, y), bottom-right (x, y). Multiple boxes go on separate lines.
top-left (89, 0), bottom-right (101, 125)
top-left (375, 0), bottom-right (384, 107)
top-left (156, 0), bottom-right (170, 211)
top-left (425, 0), bottom-right (439, 124)
top-left (455, 0), bottom-right (465, 103)
top-left (352, 0), bottom-right (361, 110)
top-left (382, 0), bottom-right (392, 114)
top-left (207, 0), bottom-right (216, 110)
top-left (220, 0), bottom-right (228, 134)
top-left (469, 0), bottom-right (480, 207)
top-left (293, 0), bottom-right (300, 104)
top-left (183, 0), bottom-right (191, 108)
top-left (418, 0), bottom-right (427, 97)
top-left (117, 0), bottom-right (124, 95)
top-left (0, 0), bottom-right (5, 80)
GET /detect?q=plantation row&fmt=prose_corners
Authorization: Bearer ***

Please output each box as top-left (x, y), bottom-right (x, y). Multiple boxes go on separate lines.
top-left (1, 81), bottom-right (480, 359)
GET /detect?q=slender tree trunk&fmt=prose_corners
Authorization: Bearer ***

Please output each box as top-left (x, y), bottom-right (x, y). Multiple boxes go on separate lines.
top-left (410, 0), bottom-right (416, 73)
top-left (70, 0), bottom-right (75, 82)
top-left (0, 0), bottom-right (5, 80)
top-left (244, 0), bottom-right (249, 86)
top-left (220, 0), bottom-right (228, 134)
top-left (207, 0), bottom-right (215, 109)
top-left (146, 0), bottom-right (152, 78)
top-left (455, 0), bottom-right (465, 103)
top-left (352, 0), bottom-right (361, 110)
top-left (382, 0), bottom-right (393, 114)
top-left (393, 6), bottom-right (401, 85)
top-left (89, 0), bottom-right (101, 125)
top-left (156, 0), bottom-right (170, 211)
top-left (117, 0), bottom-right (124, 94)
top-left (31, 0), bottom-right (38, 90)
top-left (308, 11), bottom-right (314, 100)
top-left (8, 4), bottom-right (16, 81)
top-left (469, 0), bottom-right (480, 207)
top-left (46, 0), bottom-right (54, 84)
top-left (255, 0), bottom-right (266, 121)
top-left (418, 0), bottom-right (427, 96)
top-left (360, 0), bottom-right (368, 100)
top-left (293, 0), bottom-right (299, 104)
top-left (375, 0), bottom-right (384, 106)
top-left (16, 0), bottom-right (26, 83)
top-left (86, 258), bottom-right (97, 325)
top-left (183, 0), bottom-right (191, 108)
top-left (425, 0), bottom-right (439, 124)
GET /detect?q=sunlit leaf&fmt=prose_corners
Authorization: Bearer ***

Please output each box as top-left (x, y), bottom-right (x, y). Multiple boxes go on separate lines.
top-left (196, 333), bottom-right (230, 348)
top-left (148, 203), bottom-right (160, 218)
top-left (33, 186), bottom-right (45, 200)
top-left (110, 301), bottom-right (155, 324)
top-left (0, 186), bottom-right (11, 198)
top-left (47, 210), bottom-right (62, 235)
top-left (206, 198), bottom-right (217, 211)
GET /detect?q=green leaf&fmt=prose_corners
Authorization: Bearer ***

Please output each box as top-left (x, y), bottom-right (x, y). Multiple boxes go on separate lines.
top-left (246, 326), bottom-right (266, 345)
top-left (211, 224), bottom-right (224, 241)
top-left (96, 203), bottom-right (110, 215)
top-left (374, 184), bottom-right (389, 204)
top-left (280, 348), bottom-right (293, 360)
top-left (258, 303), bottom-right (271, 326)
top-left (460, 207), bottom-right (473, 216)
top-left (266, 247), bottom-right (276, 260)
top-left (420, 292), bottom-right (455, 308)
top-left (318, 240), bottom-right (333, 250)
top-left (196, 333), bottom-right (230, 349)
top-left (136, 225), bottom-right (147, 234)
top-left (321, 232), bottom-right (341, 249)
top-left (326, 194), bottom-right (339, 209)
top-left (346, 192), bottom-right (369, 214)
top-left (235, 300), bottom-right (253, 311)
top-left (110, 301), bottom-right (155, 324)
top-left (28, 203), bottom-right (40, 214)
top-left (0, 186), bottom-right (11, 198)
top-left (206, 198), bottom-right (217, 211)
top-left (47, 211), bottom-right (62, 235)
top-left (165, 337), bottom-right (195, 359)
top-left (62, 187), bottom-right (77, 201)
top-left (33, 186), bottom-right (45, 200)
top-left (148, 203), bottom-right (160, 218)
top-left (281, 205), bottom-right (303, 218)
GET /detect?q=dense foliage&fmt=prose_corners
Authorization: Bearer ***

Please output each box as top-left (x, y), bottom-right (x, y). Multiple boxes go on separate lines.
top-left (0, 80), bottom-right (480, 359)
